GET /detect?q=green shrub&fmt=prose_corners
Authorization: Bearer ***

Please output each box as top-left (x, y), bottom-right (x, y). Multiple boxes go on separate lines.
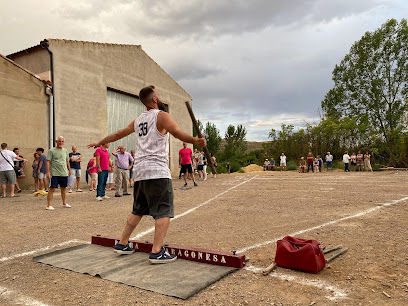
top-left (213, 161), bottom-right (241, 174)
top-left (332, 161), bottom-right (344, 169)
top-left (372, 164), bottom-right (383, 171)
top-left (286, 160), bottom-right (298, 171)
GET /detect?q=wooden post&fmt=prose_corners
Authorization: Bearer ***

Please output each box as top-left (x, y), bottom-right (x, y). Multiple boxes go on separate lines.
top-left (185, 101), bottom-right (216, 175)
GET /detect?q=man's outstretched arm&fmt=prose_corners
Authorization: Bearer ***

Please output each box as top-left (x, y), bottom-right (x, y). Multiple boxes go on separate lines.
top-left (88, 120), bottom-right (135, 148)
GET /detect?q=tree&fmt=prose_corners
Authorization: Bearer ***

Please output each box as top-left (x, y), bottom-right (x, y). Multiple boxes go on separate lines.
top-left (204, 122), bottom-right (222, 155)
top-left (223, 124), bottom-right (247, 160)
top-left (322, 19), bottom-right (408, 148)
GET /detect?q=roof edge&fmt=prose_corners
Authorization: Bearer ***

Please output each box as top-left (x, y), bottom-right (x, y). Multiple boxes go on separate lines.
top-left (0, 53), bottom-right (50, 84)
top-left (7, 44), bottom-right (43, 59)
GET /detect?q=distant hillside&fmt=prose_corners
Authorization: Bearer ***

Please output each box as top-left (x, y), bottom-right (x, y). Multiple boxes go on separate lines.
top-left (245, 141), bottom-right (265, 153)
top-left (219, 140), bottom-right (266, 154)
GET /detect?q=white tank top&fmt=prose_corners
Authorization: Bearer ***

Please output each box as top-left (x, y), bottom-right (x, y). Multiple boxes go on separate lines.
top-left (133, 109), bottom-right (171, 181)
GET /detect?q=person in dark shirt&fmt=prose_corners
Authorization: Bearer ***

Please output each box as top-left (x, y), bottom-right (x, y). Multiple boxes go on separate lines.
top-left (68, 145), bottom-right (82, 192)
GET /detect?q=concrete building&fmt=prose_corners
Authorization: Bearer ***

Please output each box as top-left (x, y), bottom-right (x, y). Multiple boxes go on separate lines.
top-left (2, 39), bottom-right (193, 189)
top-left (0, 54), bottom-right (49, 189)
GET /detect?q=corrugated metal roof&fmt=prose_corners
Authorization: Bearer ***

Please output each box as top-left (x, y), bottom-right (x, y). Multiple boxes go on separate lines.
top-left (0, 53), bottom-right (49, 84)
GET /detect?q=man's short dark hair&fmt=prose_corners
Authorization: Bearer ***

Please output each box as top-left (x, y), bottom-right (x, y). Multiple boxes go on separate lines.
top-left (139, 85), bottom-right (155, 105)
top-left (13, 148), bottom-right (19, 152)
top-left (36, 148), bottom-right (44, 153)
top-left (1, 143), bottom-right (7, 149)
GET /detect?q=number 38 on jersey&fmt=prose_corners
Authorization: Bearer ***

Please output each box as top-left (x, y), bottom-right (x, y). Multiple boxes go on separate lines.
top-left (139, 122), bottom-right (148, 136)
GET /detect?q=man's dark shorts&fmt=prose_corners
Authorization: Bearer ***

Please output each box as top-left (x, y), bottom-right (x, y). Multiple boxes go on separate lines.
top-left (50, 176), bottom-right (68, 188)
top-left (326, 161), bottom-right (333, 168)
top-left (181, 164), bottom-right (193, 174)
top-left (132, 178), bottom-right (174, 220)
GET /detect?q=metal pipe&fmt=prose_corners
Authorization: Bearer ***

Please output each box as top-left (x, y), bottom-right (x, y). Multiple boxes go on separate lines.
top-left (40, 40), bottom-right (55, 149)
top-left (45, 86), bottom-right (54, 149)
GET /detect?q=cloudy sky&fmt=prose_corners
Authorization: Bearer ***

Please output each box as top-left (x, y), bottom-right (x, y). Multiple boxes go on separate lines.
top-left (1, 0), bottom-right (407, 141)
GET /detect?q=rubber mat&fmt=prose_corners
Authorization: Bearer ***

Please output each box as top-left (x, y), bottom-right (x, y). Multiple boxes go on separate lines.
top-left (33, 244), bottom-right (237, 299)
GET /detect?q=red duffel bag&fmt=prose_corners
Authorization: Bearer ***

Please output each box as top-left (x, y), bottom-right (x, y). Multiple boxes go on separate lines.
top-left (275, 236), bottom-right (326, 274)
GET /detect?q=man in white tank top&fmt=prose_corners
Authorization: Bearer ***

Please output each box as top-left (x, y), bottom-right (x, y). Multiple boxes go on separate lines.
top-left (88, 85), bottom-right (206, 263)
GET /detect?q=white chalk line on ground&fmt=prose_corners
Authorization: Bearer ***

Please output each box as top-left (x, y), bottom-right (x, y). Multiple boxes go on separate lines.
top-left (237, 195), bottom-right (408, 300)
top-left (244, 265), bottom-right (347, 301)
top-left (0, 239), bottom-right (88, 263)
top-left (131, 175), bottom-right (257, 240)
top-left (0, 286), bottom-right (49, 306)
top-left (237, 195), bottom-right (408, 253)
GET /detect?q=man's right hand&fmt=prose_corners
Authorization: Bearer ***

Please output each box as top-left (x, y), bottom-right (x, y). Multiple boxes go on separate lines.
top-left (98, 168), bottom-right (102, 173)
top-left (46, 172), bottom-right (51, 180)
top-left (194, 137), bottom-right (207, 148)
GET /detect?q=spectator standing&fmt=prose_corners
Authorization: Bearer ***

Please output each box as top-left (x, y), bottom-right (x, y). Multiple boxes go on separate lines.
top-left (210, 153), bottom-right (217, 178)
top-left (356, 150), bottom-right (364, 171)
top-left (68, 145), bottom-right (82, 193)
top-left (325, 152), bottom-right (333, 172)
top-left (317, 155), bottom-right (324, 172)
top-left (343, 151), bottom-right (351, 172)
top-left (36, 148), bottom-right (48, 192)
top-left (106, 157), bottom-right (115, 190)
top-left (95, 143), bottom-right (110, 201)
top-left (179, 142), bottom-right (198, 187)
top-left (306, 152), bottom-right (314, 172)
top-left (280, 153), bottom-right (287, 171)
top-left (129, 150), bottom-right (135, 187)
top-left (197, 152), bottom-right (204, 179)
top-left (350, 152), bottom-right (357, 172)
top-left (202, 152), bottom-right (208, 180)
top-left (32, 152), bottom-right (40, 192)
top-left (13, 148), bottom-right (26, 193)
top-left (87, 155), bottom-right (97, 191)
top-left (46, 136), bottom-right (72, 210)
top-left (313, 157), bottom-right (319, 173)
top-left (112, 146), bottom-right (134, 197)
top-left (364, 151), bottom-right (373, 172)
top-left (0, 143), bottom-right (27, 198)
top-left (194, 149), bottom-right (201, 174)
top-left (226, 162), bottom-right (231, 174)
top-left (299, 157), bottom-right (306, 173)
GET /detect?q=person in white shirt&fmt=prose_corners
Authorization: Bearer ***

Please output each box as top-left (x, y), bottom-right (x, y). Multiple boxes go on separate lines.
top-left (280, 153), bottom-right (287, 171)
top-left (88, 85), bottom-right (206, 264)
top-left (0, 143), bottom-right (27, 198)
top-left (325, 151), bottom-right (333, 172)
top-left (342, 151), bottom-right (351, 172)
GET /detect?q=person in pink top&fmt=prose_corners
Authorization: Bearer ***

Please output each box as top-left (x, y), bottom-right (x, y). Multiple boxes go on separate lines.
top-left (179, 142), bottom-right (197, 187)
top-left (95, 143), bottom-right (110, 201)
top-left (87, 154), bottom-right (97, 191)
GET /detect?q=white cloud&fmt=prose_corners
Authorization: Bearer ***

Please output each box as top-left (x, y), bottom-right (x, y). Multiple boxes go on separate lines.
top-left (1, 0), bottom-right (406, 141)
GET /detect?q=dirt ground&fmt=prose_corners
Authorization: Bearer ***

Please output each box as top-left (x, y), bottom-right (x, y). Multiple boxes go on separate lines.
top-left (0, 170), bottom-right (407, 305)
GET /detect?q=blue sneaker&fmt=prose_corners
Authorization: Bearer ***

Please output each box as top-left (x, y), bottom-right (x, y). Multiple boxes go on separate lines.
top-left (113, 243), bottom-right (135, 255)
top-left (183, 183), bottom-right (187, 187)
top-left (149, 247), bottom-right (177, 264)
top-left (194, 182), bottom-right (198, 187)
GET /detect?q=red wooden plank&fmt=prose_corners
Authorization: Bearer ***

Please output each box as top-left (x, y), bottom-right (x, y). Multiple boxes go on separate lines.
top-left (91, 235), bottom-right (246, 268)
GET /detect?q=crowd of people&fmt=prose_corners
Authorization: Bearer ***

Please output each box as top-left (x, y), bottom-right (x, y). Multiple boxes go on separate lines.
top-left (263, 150), bottom-right (374, 173)
top-left (0, 139), bottom-right (218, 202)
top-left (177, 145), bottom-right (218, 185)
